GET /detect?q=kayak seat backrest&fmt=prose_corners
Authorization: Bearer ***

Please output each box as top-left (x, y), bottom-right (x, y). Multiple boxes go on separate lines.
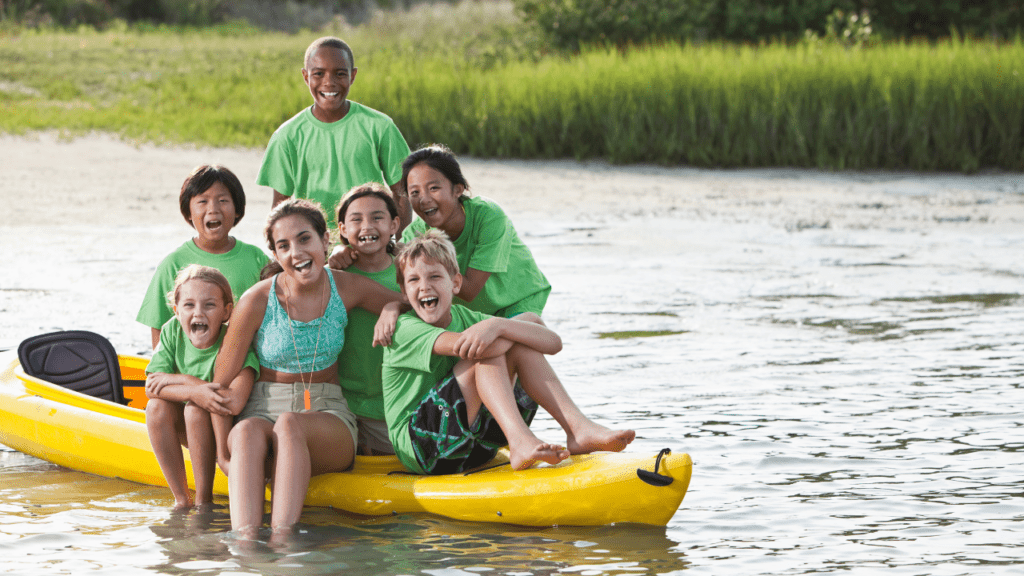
top-left (17, 330), bottom-right (126, 405)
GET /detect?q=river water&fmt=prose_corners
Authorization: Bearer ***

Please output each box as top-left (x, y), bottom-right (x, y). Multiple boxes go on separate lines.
top-left (1, 161), bottom-right (1022, 575)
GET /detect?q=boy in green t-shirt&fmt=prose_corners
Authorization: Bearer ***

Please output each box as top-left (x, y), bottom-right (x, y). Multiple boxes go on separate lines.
top-left (145, 265), bottom-right (259, 509)
top-left (136, 164), bottom-right (269, 349)
top-left (257, 36), bottom-right (411, 231)
top-left (382, 230), bottom-right (635, 474)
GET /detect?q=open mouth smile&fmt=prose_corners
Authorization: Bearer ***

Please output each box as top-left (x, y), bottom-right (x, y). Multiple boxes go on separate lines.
top-left (294, 259), bottom-right (314, 272)
top-left (419, 296), bottom-right (439, 309)
top-left (358, 234), bottom-right (379, 244)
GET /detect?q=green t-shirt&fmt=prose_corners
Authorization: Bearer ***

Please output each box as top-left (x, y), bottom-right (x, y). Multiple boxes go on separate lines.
top-left (381, 304), bottom-right (492, 473)
top-left (337, 259), bottom-right (400, 420)
top-left (402, 196), bottom-right (550, 316)
top-left (256, 102), bottom-right (411, 226)
top-left (146, 317), bottom-right (260, 380)
top-left (136, 238), bottom-right (269, 331)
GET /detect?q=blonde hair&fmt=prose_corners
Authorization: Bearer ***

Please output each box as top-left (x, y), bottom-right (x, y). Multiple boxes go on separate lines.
top-left (396, 228), bottom-right (460, 287)
top-left (167, 264), bottom-right (233, 307)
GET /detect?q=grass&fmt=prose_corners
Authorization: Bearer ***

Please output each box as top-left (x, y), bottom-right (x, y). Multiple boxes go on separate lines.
top-left (596, 330), bottom-right (688, 340)
top-left (2, 1), bottom-right (1023, 171)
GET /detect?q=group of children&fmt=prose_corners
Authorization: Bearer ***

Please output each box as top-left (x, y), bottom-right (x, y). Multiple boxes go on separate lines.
top-left (138, 36), bottom-right (634, 539)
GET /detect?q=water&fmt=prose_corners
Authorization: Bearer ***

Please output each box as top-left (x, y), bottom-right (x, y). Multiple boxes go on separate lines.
top-left (2, 163), bottom-right (1023, 574)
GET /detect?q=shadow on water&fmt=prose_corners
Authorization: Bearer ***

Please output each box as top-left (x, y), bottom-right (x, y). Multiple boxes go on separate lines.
top-left (146, 507), bottom-right (691, 575)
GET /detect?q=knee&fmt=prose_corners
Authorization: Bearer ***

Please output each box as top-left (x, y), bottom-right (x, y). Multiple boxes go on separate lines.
top-left (184, 403), bottom-right (211, 426)
top-left (146, 398), bottom-right (174, 422)
top-left (506, 342), bottom-right (535, 362)
top-left (229, 419), bottom-right (264, 449)
top-left (273, 412), bottom-right (302, 435)
top-left (272, 412), bottom-right (305, 445)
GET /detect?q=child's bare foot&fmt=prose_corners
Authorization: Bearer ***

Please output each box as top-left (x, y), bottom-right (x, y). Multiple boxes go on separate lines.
top-left (510, 442), bottom-right (570, 470)
top-left (172, 498), bottom-right (192, 511)
top-left (567, 422), bottom-right (635, 454)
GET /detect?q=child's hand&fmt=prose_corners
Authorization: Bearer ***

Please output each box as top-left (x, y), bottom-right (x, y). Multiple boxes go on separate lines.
top-left (145, 372), bottom-right (176, 397)
top-left (328, 245), bottom-right (357, 269)
top-left (372, 301), bottom-right (401, 347)
top-left (454, 318), bottom-right (505, 359)
top-left (191, 382), bottom-right (231, 415)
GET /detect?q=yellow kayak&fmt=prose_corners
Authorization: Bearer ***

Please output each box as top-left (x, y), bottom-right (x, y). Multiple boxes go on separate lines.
top-left (0, 348), bottom-right (691, 527)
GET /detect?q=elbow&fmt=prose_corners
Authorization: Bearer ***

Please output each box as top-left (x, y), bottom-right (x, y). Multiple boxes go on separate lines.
top-left (550, 336), bottom-right (563, 354)
top-left (224, 398), bottom-right (245, 416)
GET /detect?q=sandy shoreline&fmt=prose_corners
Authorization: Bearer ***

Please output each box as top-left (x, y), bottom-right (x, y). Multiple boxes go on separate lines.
top-left (1, 131), bottom-right (1022, 352)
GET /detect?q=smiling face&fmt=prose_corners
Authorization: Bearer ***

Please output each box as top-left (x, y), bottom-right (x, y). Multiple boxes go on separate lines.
top-left (302, 46), bottom-right (357, 123)
top-left (340, 195), bottom-right (399, 257)
top-left (188, 181), bottom-right (237, 251)
top-left (174, 279), bottom-right (232, 349)
top-left (402, 255), bottom-right (462, 328)
top-left (406, 162), bottom-right (465, 238)
top-left (270, 214), bottom-right (330, 285)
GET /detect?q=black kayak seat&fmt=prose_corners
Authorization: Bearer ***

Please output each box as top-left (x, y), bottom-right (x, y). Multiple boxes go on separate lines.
top-left (17, 330), bottom-right (126, 405)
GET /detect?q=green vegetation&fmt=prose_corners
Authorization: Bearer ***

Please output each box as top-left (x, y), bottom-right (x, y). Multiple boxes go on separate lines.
top-left (2, 1), bottom-right (1023, 171)
top-left (597, 330), bottom-right (687, 340)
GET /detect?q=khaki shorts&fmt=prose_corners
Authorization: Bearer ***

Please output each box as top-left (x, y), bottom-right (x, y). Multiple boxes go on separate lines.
top-left (238, 381), bottom-right (358, 450)
top-left (356, 417), bottom-right (395, 455)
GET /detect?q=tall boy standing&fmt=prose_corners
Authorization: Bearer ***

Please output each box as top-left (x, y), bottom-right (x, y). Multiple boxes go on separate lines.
top-left (382, 230), bottom-right (635, 473)
top-left (256, 36), bottom-right (411, 229)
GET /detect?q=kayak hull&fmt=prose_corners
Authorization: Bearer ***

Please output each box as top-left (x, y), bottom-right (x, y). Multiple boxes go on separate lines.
top-left (0, 351), bottom-right (691, 527)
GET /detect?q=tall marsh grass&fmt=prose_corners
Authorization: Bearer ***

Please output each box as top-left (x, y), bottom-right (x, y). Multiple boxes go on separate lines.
top-left (376, 40), bottom-right (1024, 171)
top-left (2, 15), bottom-right (1022, 171)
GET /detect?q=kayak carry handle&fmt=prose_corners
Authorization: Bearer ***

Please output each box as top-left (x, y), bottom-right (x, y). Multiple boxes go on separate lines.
top-left (637, 448), bottom-right (674, 486)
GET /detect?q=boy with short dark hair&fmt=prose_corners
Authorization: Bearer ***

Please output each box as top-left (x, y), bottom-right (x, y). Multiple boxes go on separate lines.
top-left (257, 36), bottom-right (411, 230)
top-left (382, 229), bottom-right (635, 473)
top-left (137, 164), bottom-right (269, 349)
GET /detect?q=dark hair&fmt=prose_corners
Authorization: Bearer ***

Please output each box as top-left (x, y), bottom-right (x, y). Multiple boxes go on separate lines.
top-left (400, 144), bottom-right (470, 201)
top-left (179, 164), bottom-right (246, 227)
top-left (336, 182), bottom-right (400, 254)
top-left (304, 36), bottom-right (354, 72)
top-left (264, 198), bottom-right (328, 254)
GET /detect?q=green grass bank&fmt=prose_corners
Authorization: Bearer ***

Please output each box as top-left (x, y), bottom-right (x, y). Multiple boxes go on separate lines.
top-left (2, 18), bottom-right (1022, 171)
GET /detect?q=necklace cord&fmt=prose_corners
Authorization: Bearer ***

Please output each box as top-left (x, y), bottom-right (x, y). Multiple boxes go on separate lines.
top-left (284, 271), bottom-right (328, 411)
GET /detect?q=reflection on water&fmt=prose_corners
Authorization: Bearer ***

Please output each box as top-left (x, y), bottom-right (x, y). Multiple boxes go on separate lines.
top-left (3, 176), bottom-right (1024, 575)
top-left (180, 514), bottom-right (690, 576)
top-left (0, 454), bottom-right (690, 575)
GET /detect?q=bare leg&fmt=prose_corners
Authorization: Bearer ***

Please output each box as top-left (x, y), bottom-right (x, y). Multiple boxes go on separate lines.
top-left (228, 418), bottom-right (273, 538)
top-left (267, 412), bottom-right (355, 533)
top-left (146, 398), bottom-right (191, 509)
top-left (506, 344), bottom-right (635, 455)
top-left (184, 404), bottom-right (217, 506)
top-left (212, 413), bottom-right (235, 475)
top-left (455, 356), bottom-right (569, 471)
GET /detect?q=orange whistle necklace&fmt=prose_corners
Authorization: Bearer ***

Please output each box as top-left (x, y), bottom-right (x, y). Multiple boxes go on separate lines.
top-left (285, 274), bottom-right (327, 413)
